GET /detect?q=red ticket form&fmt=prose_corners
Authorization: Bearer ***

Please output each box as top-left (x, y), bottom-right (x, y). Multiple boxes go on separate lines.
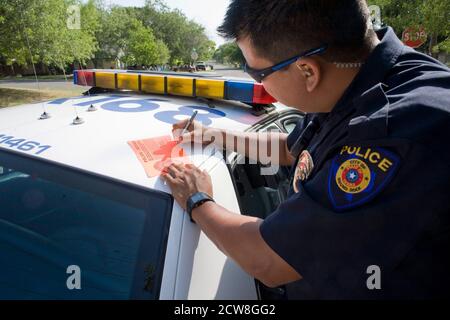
top-left (128, 135), bottom-right (191, 178)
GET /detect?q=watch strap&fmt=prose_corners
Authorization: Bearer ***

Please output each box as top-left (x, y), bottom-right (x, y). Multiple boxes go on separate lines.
top-left (186, 192), bottom-right (214, 223)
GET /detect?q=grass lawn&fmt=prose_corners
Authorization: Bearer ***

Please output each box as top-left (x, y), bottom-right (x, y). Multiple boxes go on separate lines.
top-left (0, 74), bottom-right (73, 81)
top-left (0, 87), bottom-right (84, 108)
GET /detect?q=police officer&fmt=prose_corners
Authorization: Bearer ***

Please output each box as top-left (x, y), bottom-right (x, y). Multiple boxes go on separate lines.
top-left (162, 0), bottom-right (450, 299)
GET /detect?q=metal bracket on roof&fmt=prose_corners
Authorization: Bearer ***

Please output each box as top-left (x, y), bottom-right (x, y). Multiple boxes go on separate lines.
top-left (250, 104), bottom-right (276, 116)
top-left (39, 112), bottom-right (51, 120)
top-left (197, 97), bottom-right (216, 108)
top-left (72, 116), bottom-right (84, 125)
top-left (83, 87), bottom-right (111, 96)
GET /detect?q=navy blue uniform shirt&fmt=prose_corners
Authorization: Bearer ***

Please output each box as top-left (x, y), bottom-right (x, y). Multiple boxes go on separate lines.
top-left (260, 27), bottom-right (450, 299)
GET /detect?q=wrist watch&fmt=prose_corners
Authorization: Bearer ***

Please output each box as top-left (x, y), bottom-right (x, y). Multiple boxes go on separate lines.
top-left (186, 192), bottom-right (215, 223)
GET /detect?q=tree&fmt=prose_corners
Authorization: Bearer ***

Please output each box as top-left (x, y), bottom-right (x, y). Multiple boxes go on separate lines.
top-left (123, 19), bottom-right (169, 66)
top-left (95, 6), bottom-right (135, 64)
top-left (214, 42), bottom-right (244, 67)
top-left (0, 0), bottom-right (99, 70)
top-left (368, 0), bottom-right (450, 55)
top-left (418, 0), bottom-right (450, 55)
top-left (95, 6), bottom-right (169, 67)
top-left (0, 0), bottom-right (217, 72)
top-left (183, 21), bottom-right (216, 62)
top-left (197, 40), bottom-right (216, 62)
top-left (137, 0), bottom-right (216, 64)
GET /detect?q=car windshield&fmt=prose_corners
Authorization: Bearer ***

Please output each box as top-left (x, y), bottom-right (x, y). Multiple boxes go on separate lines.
top-left (0, 150), bottom-right (172, 300)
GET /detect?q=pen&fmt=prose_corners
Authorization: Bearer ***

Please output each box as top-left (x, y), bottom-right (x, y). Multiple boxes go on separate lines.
top-left (180, 110), bottom-right (198, 138)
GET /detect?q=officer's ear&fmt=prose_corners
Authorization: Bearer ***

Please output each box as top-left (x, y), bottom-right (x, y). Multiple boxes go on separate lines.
top-left (295, 58), bottom-right (321, 93)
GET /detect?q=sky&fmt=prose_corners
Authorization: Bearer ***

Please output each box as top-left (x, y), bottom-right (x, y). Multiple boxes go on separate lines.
top-left (103, 0), bottom-right (231, 46)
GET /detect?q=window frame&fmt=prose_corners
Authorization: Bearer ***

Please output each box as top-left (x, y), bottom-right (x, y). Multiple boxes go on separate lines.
top-left (226, 109), bottom-right (305, 216)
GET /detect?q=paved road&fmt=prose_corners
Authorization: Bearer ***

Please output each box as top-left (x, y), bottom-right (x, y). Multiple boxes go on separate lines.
top-left (211, 63), bottom-right (250, 79)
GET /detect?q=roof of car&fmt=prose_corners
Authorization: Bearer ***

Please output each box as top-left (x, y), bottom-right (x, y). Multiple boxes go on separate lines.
top-left (0, 90), bottom-right (286, 194)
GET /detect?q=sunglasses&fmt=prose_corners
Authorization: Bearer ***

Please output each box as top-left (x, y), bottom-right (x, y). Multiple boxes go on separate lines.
top-left (244, 44), bottom-right (328, 83)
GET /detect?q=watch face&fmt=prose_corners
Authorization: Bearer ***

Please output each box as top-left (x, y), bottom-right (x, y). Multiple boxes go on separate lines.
top-left (192, 193), bottom-right (204, 203)
top-left (189, 192), bottom-right (212, 212)
top-left (187, 192), bottom-right (213, 222)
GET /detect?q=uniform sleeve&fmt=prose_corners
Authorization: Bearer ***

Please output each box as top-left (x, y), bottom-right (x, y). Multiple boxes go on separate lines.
top-left (260, 142), bottom-right (450, 296)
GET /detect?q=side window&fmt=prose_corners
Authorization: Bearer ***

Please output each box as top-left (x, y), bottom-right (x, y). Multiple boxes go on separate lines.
top-left (230, 113), bottom-right (304, 219)
top-left (281, 115), bottom-right (303, 134)
top-left (261, 124), bottom-right (282, 133)
top-left (0, 151), bottom-right (172, 300)
top-left (283, 120), bottom-right (298, 134)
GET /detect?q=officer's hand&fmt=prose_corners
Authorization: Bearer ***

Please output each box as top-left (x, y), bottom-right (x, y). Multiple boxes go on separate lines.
top-left (172, 120), bottom-right (219, 145)
top-left (161, 163), bottom-right (213, 210)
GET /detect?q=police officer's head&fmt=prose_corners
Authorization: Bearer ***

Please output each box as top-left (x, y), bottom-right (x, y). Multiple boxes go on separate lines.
top-left (218, 0), bottom-right (379, 113)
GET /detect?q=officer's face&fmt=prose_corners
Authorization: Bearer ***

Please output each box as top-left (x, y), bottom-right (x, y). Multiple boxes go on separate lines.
top-left (238, 36), bottom-right (316, 111)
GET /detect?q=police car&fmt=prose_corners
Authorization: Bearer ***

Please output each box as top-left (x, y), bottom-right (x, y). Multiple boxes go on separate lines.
top-left (0, 70), bottom-right (304, 300)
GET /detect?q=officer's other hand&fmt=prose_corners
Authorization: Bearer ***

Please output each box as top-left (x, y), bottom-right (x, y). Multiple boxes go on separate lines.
top-left (172, 119), bottom-right (218, 145)
top-left (161, 163), bottom-right (213, 210)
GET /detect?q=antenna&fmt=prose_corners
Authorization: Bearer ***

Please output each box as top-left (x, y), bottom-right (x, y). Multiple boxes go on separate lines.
top-left (66, 34), bottom-right (94, 124)
top-left (78, 64), bottom-right (97, 111)
top-left (20, 10), bottom-right (50, 120)
top-left (59, 58), bottom-right (89, 125)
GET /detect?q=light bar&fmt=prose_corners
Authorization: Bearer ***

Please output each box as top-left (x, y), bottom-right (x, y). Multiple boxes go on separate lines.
top-left (73, 70), bottom-right (277, 104)
top-left (117, 73), bottom-right (139, 91)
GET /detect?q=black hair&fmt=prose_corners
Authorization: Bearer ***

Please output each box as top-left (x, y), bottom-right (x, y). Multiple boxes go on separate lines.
top-left (218, 0), bottom-right (376, 63)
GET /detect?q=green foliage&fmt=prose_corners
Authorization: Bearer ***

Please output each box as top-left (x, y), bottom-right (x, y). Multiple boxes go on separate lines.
top-left (437, 38), bottom-right (450, 53)
top-left (368, 0), bottom-right (450, 53)
top-left (0, 0), bottom-right (99, 68)
top-left (0, 0), bottom-right (215, 71)
top-left (214, 42), bottom-right (244, 66)
top-left (95, 6), bottom-right (169, 67)
top-left (2, 0), bottom-right (448, 73)
top-left (136, 0), bottom-right (216, 64)
top-left (123, 19), bottom-right (170, 66)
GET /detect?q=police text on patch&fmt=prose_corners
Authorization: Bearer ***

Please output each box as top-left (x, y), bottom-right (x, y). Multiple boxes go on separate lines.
top-left (340, 146), bottom-right (394, 173)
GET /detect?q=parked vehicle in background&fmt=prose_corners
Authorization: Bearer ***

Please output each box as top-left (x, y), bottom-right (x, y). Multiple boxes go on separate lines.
top-left (195, 61), bottom-right (212, 71)
top-left (172, 64), bottom-right (196, 73)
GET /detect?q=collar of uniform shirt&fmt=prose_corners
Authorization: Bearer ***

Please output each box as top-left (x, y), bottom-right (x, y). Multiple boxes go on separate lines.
top-left (330, 27), bottom-right (404, 115)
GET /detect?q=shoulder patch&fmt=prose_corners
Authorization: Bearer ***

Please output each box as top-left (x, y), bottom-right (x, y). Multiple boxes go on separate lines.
top-left (293, 150), bottom-right (314, 193)
top-left (328, 145), bottom-right (400, 211)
